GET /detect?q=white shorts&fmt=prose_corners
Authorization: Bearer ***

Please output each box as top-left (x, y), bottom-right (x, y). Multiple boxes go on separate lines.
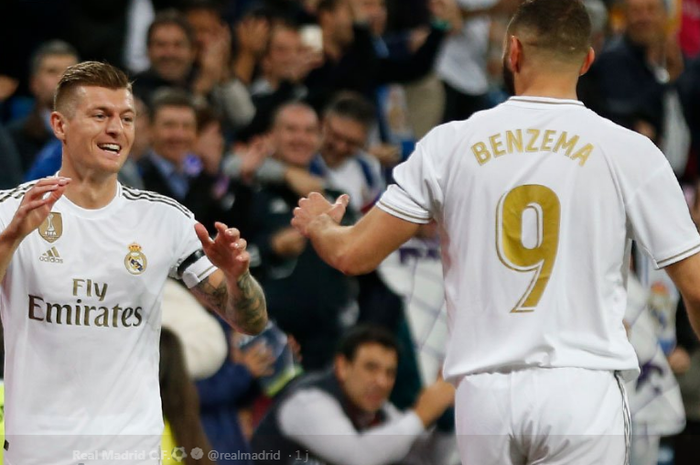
top-left (455, 368), bottom-right (630, 465)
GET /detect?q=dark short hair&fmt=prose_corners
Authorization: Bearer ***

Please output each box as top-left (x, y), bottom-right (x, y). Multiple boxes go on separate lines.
top-left (30, 40), bottom-right (79, 77)
top-left (324, 91), bottom-right (376, 128)
top-left (336, 325), bottom-right (399, 362)
top-left (317, 0), bottom-right (346, 14)
top-left (507, 0), bottom-right (592, 63)
top-left (147, 9), bottom-right (196, 48)
top-left (149, 87), bottom-right (197, 121)
top-left (54, 61), bottom-right (131, 113)
top-left (182, 0), bottom-right (224, 17)
top-left (196, 104), bottom-right (222, 134)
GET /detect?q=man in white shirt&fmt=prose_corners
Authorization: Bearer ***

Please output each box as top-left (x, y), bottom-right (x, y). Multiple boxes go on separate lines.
top-left (250, 325), bottom-right (454, 465)
top-left (0, 61), bottom-right (266, 465)
top-left (290, 1), bottom-right (700, 463)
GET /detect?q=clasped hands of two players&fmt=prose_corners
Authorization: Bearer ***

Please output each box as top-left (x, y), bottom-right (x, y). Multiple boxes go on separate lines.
top-left (162, 191), bottom-right (350, 272)
top-left (291, 192), bottom-right (350, 237)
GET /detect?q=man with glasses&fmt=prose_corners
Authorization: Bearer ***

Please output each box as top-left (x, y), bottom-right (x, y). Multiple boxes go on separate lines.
top-left (311, 92), bottom-right (384, 214)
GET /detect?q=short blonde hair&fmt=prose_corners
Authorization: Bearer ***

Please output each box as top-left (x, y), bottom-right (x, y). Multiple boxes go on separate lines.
top-left (54, 61), bottom-right (131, 114)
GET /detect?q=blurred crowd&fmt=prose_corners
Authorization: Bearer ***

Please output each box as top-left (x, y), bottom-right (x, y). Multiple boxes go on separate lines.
top-left (0, 0), bottom-right (699, 464)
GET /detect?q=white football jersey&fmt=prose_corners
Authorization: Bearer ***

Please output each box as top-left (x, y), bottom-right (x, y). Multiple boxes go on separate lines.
top-left (378, 96), bottom-right (700, 384)
top-left (0, 182), bottom-right (216, 465)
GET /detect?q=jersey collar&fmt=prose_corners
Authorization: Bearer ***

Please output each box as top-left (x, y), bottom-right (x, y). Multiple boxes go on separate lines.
top-left (508, 96), bottom-right (584, 106)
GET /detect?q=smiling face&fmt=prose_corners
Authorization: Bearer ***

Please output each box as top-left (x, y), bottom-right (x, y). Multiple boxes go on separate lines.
top-left (53, 86), bottom-right (136, 179)
top-left (336, 342), bottom-right (398, 414)
top-left (321, 113), bottom-right (368, 165)
top-left (263, 25), bottom-right (303, 82)
top-left (272, 104), bottom-right (320, 168)
top-left (150, 105), bottom-right (197, 166)
top-left (148, 23), bottom-right (196, 83)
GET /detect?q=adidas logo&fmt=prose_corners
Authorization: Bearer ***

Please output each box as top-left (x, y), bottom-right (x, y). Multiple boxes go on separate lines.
top-left (39, 247), bottom-right (64, 264)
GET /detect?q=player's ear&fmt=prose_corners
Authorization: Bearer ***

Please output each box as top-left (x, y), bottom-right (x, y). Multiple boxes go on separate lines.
top-left (51, 111), bottom-right (68, 142)
top-left (508, 35), bottom-right (523, 73)
top-left (579, 47), bottom-right (596, 76)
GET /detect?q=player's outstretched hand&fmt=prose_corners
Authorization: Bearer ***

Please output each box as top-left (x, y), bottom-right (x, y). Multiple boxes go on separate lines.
top-left (4, 177), bottom-right (70, 243)
top-left (195, 222), bottom-right (250, 280)
top-left (291, 192), bottom-right (350, 237)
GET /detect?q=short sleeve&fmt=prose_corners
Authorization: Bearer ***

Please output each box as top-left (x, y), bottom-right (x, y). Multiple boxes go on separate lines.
top-left (377, 132), bottom-right (443, 224)
top-left (625, 152), bottom-right (700, 268)
top-left (0, 204), bottom-right (8, 229)
top-left (0, 188), bottom-right (23, 230)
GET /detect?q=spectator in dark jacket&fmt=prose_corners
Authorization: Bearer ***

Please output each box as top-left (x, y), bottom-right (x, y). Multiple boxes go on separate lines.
top-left (196, 320), bottom-right (276, 465)
top-left (8, 40), bottom-right (78, 172)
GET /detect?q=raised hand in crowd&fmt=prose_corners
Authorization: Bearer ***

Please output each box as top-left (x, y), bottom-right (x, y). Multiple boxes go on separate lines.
top-left (286, 45), bottom-right (324, 84)
top-left (662, 33), bottom-right (685, 82)
top-left (238, 135), bottom-right (275, 183)
top-left (230, 337), bottom-right (276, 378)
top-left (194, 20), bottom-right (233, 96)
top-left (271, 227), bottom-right (308, 258)
top-left (369, 143), bottom-right (401, 168)
top-left (430, 0), bottom-right (462, 34)
top-left (234, 16), bottom-right (271, 84)
top-left (287, 334), bottom-right (303, 363)
top-left (347, 0), bottom-right (368, 23)
top-left (407, 26), bottom-right (431, 53)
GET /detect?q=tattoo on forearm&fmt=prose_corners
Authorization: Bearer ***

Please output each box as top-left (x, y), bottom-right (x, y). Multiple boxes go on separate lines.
top-left (194, 272), bottom-right (267, 334)
top-left (232, 271), bottom-right (267, 333)
top-left (194, 277), bottom-right (228, 311)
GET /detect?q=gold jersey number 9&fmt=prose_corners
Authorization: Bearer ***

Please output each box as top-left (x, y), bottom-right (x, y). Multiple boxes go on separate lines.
top-left (496, 184), bottom-right (561, 313)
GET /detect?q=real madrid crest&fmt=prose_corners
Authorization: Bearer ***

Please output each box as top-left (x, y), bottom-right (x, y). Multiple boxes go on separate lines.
top-left (124, 243), bottom-right (147, 275)
top-left (38, 212), bottom-right (63, 243)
